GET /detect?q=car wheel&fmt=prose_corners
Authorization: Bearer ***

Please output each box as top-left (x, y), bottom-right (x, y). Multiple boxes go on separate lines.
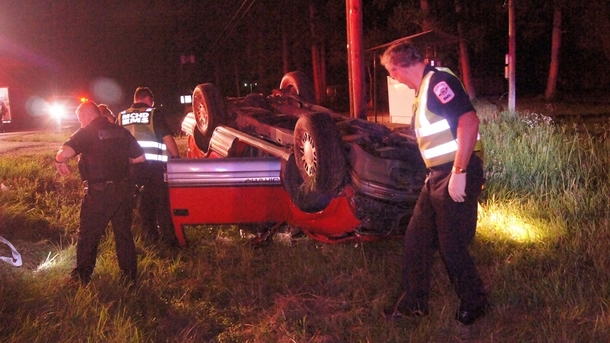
top-left (279, 71), bottom-right (316, 104)
top-left (293, 112), bottom-right (346, 194)
top-left (282, 154), bottom-right (334, 213)
top-left (193, 83), bottom-right (226, 153)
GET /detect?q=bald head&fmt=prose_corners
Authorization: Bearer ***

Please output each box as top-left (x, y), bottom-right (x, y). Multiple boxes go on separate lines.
top-left (75, 101), bottom-right (100, 128)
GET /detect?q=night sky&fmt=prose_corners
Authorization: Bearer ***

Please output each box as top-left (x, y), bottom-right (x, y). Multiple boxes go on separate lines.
top-left (0, 1), bottom-right (213, 127)
top-left (2, 1), bottom-right (610, 129)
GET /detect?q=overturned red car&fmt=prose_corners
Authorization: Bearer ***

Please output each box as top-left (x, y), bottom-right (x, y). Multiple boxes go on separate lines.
top-left (167, 71), bottom-right (426, 245)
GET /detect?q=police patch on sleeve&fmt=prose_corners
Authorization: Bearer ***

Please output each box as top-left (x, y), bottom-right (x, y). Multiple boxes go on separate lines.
top-left (433, 81), bottom-right (455, 104)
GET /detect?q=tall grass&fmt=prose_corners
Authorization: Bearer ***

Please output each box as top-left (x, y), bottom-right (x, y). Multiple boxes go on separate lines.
top-left (480, 109), bottom-right (610, 224)
top-left (1, 112), bottom-right (610, 342)
top-left (474, 107), bottom-right (610, 342)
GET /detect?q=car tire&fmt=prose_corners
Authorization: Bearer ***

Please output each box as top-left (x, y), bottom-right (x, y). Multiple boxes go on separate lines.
top-left (279, 71), bottom-right (316, 104)
top-left (293, 112), bottom-right (346, 195)
top-left (282, 154), bottom-right (334, 213)
top-left (192, 83), bottom-right (227, 153)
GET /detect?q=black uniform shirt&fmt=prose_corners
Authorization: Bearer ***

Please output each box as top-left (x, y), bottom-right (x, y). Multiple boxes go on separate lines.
top-left (63, 116), bottom-right (144, 182)
top-left (423, 65), bottom-right (475, 138)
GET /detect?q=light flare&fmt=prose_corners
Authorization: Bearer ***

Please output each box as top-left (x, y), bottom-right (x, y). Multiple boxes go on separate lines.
top-left (48, 103), bottom-right (66, 122)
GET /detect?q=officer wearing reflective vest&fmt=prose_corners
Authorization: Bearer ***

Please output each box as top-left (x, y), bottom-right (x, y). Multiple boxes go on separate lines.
top-left (118, 87), bottom-right (180, 246)
top-left (380, 43), bottom-right (488, 325)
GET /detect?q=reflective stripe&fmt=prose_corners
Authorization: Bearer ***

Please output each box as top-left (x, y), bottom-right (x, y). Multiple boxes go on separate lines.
top-left (145, 153), bottom-right (168, 162)
top-left (120, 107), bottom-right (171, 164)
top-left (415, 119), bottom-right (450, 138)
top-left (138, 140), bottom-right (167, 150)
top-left (422, 139), bottom-right (458, 159)
top-left (416, 74), bottom-right (431, 128)
top-left (416, 70), bottom-right (458, 166)
top-left (414, 68), bottom-right (485, 167)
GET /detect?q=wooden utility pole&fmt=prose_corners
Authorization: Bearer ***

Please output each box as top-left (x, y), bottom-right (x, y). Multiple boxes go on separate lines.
top-left (346, 0), bottom-right (367, 119)
top-left (508, 0), bottom-right (516, 112)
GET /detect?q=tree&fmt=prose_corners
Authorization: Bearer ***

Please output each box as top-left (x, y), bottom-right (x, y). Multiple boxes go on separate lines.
top-left (454, 0), bottom-right (476, 99)
top-left (544, 4), bottom-right (561, 100)
top-left (309, 1), bottom-right (325, 104)
top-left (420, 0), bottom-right (433, 31)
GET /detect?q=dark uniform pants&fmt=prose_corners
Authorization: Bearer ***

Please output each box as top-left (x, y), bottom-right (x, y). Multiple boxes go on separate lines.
top-left (136, 161), bottom-right (177, 245)
top-left (72, 181), bottom-right (137, 283)
top-left (402, 154), bottom-right (487, 312)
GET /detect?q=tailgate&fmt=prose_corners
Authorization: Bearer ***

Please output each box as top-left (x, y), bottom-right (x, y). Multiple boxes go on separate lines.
top-left (166, 157), bottom-right (291, 245)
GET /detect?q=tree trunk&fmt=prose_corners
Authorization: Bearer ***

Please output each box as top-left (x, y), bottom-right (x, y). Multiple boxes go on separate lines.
top-left (454, 0), bottom-right (476, 99)
top-left (309, 2), bottom-right (324, 104)
top-left (257, 31), bottom-right (265, 93)
top-left (320, 40), bottom-right (327, 104)
top-left (545, 5), bottom-right (562, 100)
top-left (234, 61), bottom-right (240, 98)
top-left (282, 19), bottom-right (289, 75)
top-left (420, 0), bottom-right (433, 30)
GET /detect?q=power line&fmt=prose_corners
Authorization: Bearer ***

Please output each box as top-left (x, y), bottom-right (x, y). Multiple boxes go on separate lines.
top-left (208, 0), bottom-right (258, 57)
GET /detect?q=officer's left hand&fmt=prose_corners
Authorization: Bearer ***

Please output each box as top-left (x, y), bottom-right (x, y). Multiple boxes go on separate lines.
top-left (448, 172), bottom-right (467, 202)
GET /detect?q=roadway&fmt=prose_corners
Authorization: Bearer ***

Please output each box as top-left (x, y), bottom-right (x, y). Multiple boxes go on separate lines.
top-left (0, 131), bottom-right (58, 154)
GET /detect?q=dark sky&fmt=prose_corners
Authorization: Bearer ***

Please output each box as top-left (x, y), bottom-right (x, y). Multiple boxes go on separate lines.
top-left (0, 0), bottom-right (212, 123)
top-left (2, 1), bottom-right (318, 126)
top-left (3, 0), bottom-right (610, 129)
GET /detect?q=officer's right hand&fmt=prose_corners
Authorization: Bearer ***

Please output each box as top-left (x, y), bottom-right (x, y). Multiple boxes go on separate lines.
top-left (448, 172), bottom-right (467, 202)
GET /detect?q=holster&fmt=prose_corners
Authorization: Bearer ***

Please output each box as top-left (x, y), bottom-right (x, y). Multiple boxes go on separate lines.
top-left (134, 185), bottom-right (144, 210)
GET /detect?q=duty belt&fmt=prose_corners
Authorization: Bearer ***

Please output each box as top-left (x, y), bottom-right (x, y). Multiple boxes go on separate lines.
top-left (83, 179), bottom-right (129, 192)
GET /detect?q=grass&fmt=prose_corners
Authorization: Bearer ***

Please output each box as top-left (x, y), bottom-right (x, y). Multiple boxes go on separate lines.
top-left (1, 101), bottom-right (610, 342)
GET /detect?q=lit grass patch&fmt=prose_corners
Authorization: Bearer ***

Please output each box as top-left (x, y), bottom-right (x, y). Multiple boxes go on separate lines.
top-left (33, 244), bottom-right (75, 275)
top-left (481, 110), bottom-right (610, 224)
top-left (477, 199), bottom-right (566, 244)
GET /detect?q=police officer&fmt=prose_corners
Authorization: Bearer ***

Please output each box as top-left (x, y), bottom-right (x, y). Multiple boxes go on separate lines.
top-left (380, 43), bottom-right (487, 325)
top-left (55, 100), bottom-right (145, 285)
top-left (117, 87), bottom-right (180, 246)
top-left (98, 103), bottom-right (116, 124)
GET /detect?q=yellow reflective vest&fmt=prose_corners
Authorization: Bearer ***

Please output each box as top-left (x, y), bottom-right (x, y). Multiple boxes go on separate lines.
top-left (414, 67), bottom-right (483, 168)
top-left (118, 106), bottom-right (168, 162)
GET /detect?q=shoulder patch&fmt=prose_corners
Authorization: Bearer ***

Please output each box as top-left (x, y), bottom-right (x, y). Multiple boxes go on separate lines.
top-left (433, 81), bottom-right (455, 104)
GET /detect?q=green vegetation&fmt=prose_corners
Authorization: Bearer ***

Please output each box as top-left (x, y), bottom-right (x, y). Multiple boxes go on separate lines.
top-left (1, 105), bottom-right (610, 342)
